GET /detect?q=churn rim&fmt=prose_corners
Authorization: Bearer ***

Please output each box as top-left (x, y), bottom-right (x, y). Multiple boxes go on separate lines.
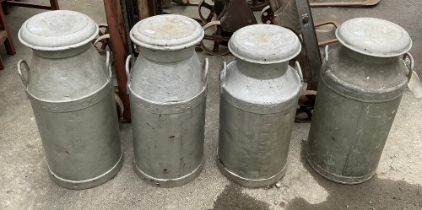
top-left (130, 14), bottom-right (204, 51)
top-left (336, 17), bottom-right (412, 58)
top-left (228, 24), bottom-right (301, 64)
top-left (18, 10), bottom-right (99, 51)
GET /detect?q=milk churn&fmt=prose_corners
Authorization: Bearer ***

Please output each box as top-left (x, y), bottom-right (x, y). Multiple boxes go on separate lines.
top-left (126, 14), bottom-right (207, 187)
top-left (17, 10), bottom-right (123, 189)
top-left (307, 18), bottom-right (413, 184)
top-left (218, 24), bottom-right (303, 188)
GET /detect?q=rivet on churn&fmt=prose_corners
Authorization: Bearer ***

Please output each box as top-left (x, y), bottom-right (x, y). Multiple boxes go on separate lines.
top-left (218, 24), bottom-right (303, 188)
top-left (17, 10), bottom-right (123, 190)
top-left (307, 17), bottom-right (413, 184)
top-left (127, 14), bottom-right (208, 187)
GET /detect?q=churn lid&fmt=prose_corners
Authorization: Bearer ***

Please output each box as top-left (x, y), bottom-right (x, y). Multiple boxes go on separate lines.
top-left (228, 24), bottom-right (301, 64)
top-left (18, 10), bottom-right (99, 51)
top-left (130, 14), bottom-right (204, 50)
top-left (336, 17), bottom-right (412, 57)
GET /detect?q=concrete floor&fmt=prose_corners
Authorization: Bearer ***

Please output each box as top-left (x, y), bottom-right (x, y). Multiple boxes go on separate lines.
top-left (1, 0), bottom-right (421, 209)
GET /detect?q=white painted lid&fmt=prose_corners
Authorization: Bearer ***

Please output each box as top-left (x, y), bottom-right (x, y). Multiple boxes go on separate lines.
top-left (130, 14), bottom-right (204, 50)
top-left (228, 24), bottom-right (301, 64)
top-left (336, 17), bottom-right (412, 57)
top-left (18, 10), bottom-right (99, 51)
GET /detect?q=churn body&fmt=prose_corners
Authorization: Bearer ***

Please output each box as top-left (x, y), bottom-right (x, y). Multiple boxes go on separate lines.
top-left (307, 18), bottom-right (413, 184)
top-left (127, 14), bottom-right (207, 187)
top-left (218, 25), bottom-right (303, 187)
top-left (17, 10), bottom-right (123, 189)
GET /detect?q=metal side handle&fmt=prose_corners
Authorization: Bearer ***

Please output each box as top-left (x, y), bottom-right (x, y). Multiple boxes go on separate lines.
top-left (295, 61), bottom-right (304, 85)
top-left (93, 34), bottom-right (110, 54)
top-left (202, 58), bottom-right (209, 83)
top-left (322, 45), bottom-right (330, 75)
top-left (125, 55), bottom-right (133, 80)
top-left (219, 61), bottom-right (227, 94)
top-left (17, 59), bottom-right (30, 89)
top-left (94, 34), bottom-right (110, 46)
top-left (125, 55), bottom-right (133, 94)
top-left (324, 45), bottom-right (329, 62)
top-left (404, 52), bottom-right (414, 82)
top-left (105, 50), bottom-right (113, 80)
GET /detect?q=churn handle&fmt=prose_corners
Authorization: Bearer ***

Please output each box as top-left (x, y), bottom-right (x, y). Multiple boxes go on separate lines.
top-left (403, 52), bottom-right (414, 81)
top-left (294, 61), bottom-right (304, 84)
top-left (202, 58), bottom-right (209, 82)
top-left (219, 62), bottom-right (227, 94)
top-left (220, 62), bottom-right (227, 82)
top-left (321, 45), bottom-right (330, 75)
top-left (125, 55), bottom-right (133, 80)
top-left (94, 34), bottom-right (110, 46)
top-left (17, 59), bottom-right (30, 88)
top-left (324, 45), bottom-right (329, 62)
top-left (124, 55), bottom-right (133, 95)
top-left (105, 50), bottom-right (113, 80)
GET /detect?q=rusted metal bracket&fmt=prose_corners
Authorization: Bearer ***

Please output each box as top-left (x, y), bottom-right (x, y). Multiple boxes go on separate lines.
top-left (310, 0), bottom-right (381, 7)
top-left (315, 21), bottom-right (339, 47)
top-left (256, 0), bottom-right (381, 10)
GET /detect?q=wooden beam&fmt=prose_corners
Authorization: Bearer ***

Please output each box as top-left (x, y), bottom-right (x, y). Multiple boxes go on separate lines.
top-left (104, 0), bottom-right (132, 122)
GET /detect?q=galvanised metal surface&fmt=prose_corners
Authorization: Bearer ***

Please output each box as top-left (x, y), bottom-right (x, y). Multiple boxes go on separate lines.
top-left (127, 14), bottom-right (207, 187)
top-left (17, 10), bottom-right (123, 190)
top-left (307, 18), bottom-right (413, 184)
top-left (218, 24), bottom-right (303, 188)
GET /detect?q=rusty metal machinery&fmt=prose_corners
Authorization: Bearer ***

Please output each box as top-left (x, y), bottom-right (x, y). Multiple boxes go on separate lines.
top-left (247, 0), bottom-right (269, 11)
top-left (199, 0), bottom-right (257, 55)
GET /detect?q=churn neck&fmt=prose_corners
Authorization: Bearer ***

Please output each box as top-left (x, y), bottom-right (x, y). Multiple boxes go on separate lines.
top-left (236, 60), bottom-right (289, 80)
top-left (139, 46), bottom-right (195, 63)
top-left (33, 44), bottom-right (91, 59)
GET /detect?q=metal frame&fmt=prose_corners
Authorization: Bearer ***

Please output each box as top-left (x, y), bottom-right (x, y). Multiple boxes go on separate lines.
top-left (104, 0), bottom-right (131, 121)
top-left (296, 0), bottom-right (321, 90)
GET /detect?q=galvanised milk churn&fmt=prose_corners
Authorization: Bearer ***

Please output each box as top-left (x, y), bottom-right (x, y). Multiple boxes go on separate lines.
top-left (17, 10), bottom-right (123, 189)
top-left (218, 24), bottom-right (303, 188)
top-left (127, 14), bottom-right (207, 187)
top-left (307, 18), bottom-right (413, 184)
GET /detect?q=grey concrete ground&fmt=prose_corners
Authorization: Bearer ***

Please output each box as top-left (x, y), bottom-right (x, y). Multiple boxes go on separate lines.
top-left (0, 0), bottom-right (421, 209)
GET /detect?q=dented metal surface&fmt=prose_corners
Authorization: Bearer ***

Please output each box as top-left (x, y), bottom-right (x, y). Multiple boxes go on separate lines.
top-left (127, 14), bottom-right (207, 187)
top-left (17, 10), bottom-right (123, 190)
top-left (307, 18), bottom-right (413, 184)
top-left (218, 25), bottom-right (302, 188)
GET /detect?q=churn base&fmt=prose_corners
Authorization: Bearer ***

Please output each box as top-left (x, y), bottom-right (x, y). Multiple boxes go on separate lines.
top-left (306, 151), bottom-right (376, 185)
top-left (216, 158), bottom-right (287, 188)
top-left (134, 159), bottom-right (204, 188)
top-left (48, 152), bottom-right (124, 190)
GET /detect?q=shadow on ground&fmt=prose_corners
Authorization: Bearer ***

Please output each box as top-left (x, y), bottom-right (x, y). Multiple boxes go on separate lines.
top-left (285, 141), bottom-right (422, 210)
top-left (211, 183), bottom-right (270, 210)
